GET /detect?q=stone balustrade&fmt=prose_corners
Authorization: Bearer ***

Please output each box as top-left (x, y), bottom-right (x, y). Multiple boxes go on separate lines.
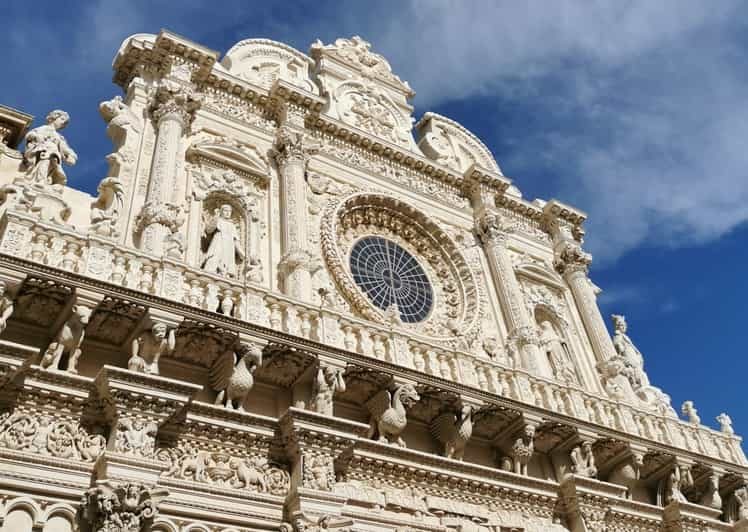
top-left (0, 208), bottom-right (744, 469)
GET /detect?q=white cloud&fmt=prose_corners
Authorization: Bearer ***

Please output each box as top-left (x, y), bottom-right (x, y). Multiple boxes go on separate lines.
top-left (358, 0), bottom-right (748, 263)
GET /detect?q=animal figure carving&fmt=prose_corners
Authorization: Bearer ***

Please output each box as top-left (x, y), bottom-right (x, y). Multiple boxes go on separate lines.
top-left (508, 424), bottom-right (535, 475)
top-left (430, 404), bottom-right (474, 460)
top-left (181, 449), bottom-right (210, 483)
top-left (210, 343), bottom-right (262, 411)
top-left (608, 453), bottom-right (644, 499)
top-left (40, 305), bottom-right (92, 373)
top-left (231, 456), bottom-right (268, 491)
top-left (365, 383), bottom-right (420, 447)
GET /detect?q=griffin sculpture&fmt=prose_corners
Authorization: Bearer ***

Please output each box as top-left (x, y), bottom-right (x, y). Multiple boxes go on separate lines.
top-left (430, 403), bottom-right (474, 460)
top-left (210, 342), bottom-right (263, 411)
top-left (365, 383), bottom-right (420, 447)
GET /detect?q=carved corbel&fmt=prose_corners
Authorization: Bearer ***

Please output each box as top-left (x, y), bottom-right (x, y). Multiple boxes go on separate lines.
top-left (283, 512), bottom-right (353, 532)
top-left (430, 396), bottom-right (478, 461)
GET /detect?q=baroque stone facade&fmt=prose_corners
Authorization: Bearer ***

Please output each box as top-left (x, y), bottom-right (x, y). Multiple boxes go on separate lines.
top-left (0, 30), bottom-right (745, 532)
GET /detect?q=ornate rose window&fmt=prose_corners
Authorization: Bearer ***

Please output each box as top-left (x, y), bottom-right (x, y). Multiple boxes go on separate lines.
top-left (321, 193), bottom-right (481, 341)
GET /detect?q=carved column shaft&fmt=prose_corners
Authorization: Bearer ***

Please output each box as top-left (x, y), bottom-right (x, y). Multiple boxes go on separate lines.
top-left (562, 265), bottom-right (617, 362)
top-left (139, 83), bottom-right (199, 256)
top-left (273, 118), bottom-right (317, 301)
top-left (468, 183), bottom-right (540, 370)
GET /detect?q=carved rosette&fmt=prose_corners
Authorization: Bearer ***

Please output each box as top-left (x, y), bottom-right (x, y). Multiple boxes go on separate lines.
top-left (321, 193), bottom-right (481, 342)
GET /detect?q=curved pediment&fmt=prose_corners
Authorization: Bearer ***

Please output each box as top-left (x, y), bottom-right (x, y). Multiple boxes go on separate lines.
top-left (221, 38), bottom-right (318, 94)
top-left (515, 262), bottom-right (564, 289)
top-left (186, 137), bottom-right (270, 183)
top-left (415, 112), bottom-right (502, 175)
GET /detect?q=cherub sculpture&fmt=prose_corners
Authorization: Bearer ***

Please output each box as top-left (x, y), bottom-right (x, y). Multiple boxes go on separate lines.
top-left (23, 109), bottom-right (77, 187)
top-left (90, 177), bottom-right (124, 237)
top-left (430, 403), bottom-right (474, 460)
top-left (210, 342), bottom-right (263, 411)
top-left (570, 441), bottom-right (597, 478)
top-left (365, 383), bottom-right (420, 447)
top-left (202, 204), bottom-right (244, 278)
top-left (0, 281), bottom-right (14, 335)
top-left (681, 401), bottom-right (701, 425)
top-left (311, 364), bottom-right (346, 416)
top-left (717, 413), bottom-right (734, 435)
top-left (128, 322), bottom-right (175, 375)
top-left (40, 304), bottom-right (92, 373)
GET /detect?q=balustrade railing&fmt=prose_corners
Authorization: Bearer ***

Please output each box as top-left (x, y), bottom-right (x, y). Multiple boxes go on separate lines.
top-left (1, 210), bottom-right (744, 465)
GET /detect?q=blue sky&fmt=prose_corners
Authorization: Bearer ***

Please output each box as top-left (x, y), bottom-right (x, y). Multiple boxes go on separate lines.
top-left (3, 1), bottom-right (747, 437)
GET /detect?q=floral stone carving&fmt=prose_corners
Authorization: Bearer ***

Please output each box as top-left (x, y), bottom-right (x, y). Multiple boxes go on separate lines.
top-left (79, 480), bottom-right (168, 532)
top-left (0, 412), bottom-right (105, 461)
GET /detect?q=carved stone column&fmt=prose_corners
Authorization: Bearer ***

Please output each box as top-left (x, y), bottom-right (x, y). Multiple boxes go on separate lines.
top-left (137, 81), bottom-right (200, 257)
top-left (544, 203), bottom-right (617, 363)
top-left (466, 178), bottom-right (541, 371)
top-left (271, 119), bottom-right (319, 301)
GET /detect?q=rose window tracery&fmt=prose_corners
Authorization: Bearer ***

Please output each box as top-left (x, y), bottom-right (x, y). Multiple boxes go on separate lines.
top-left (321, 193), bottom-right (481, 342)
top-left (349, 236), bottom-right (433, 323)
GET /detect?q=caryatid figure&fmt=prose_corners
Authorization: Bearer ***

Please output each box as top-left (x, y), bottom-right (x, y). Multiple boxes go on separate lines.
top-left (202, 204), bottom-right (244, 278)
top-left (311, 364), bottom-right (346, 416)
top-left (128, 322), bottom-right (175, 375)
top-left (23, 110), bottom-right (78, 187)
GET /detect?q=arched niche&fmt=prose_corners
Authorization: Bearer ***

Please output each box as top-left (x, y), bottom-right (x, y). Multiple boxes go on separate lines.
top-left (535, 305), bottom-right (581, 385)
top-left (198, 192), bottom-right (251, 283)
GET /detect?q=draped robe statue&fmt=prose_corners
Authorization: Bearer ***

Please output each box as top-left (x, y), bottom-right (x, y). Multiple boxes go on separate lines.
top-left (202, 204), bottom-right (244, 278)
top-left (611, 314), bottom-right (650, 390)
top-left (23, 110), bottom-right (77, 187)
top-left (539, 320), bottom-right (577, 384)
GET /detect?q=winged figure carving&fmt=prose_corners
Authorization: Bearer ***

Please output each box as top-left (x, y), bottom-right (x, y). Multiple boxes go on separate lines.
top-left (365, 383), bottom-right (420, 447)
top-left (430, 403), bottom-right (474, 460)
top-left (210, 342), bottom-right (263, 411)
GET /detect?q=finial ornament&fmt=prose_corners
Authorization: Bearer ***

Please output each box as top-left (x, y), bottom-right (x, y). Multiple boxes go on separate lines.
top-left (717, 413), bottom-right (734, 435)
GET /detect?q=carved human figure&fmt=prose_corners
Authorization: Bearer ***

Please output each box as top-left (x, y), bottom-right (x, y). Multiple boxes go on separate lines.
top-left (80, 480), bottom-right (168, 532)
top-left (611, 314), bottom-right (650, 389)
top-left (0, 281), bottom-right (14, 335)
top-left (663, 465), bottom-right (693, 505)
top-left (538, 321), bottom-right (577, 383)
top-left (303, 454), bottom-right (333, 490)
top-left (202, 204), bottom-right (244, 278)
top-left (570, 441), bottom-right (597, 478)
top-left (39, 305), bottom-right (92, 373)
top-left (717, 413), bottom-right (734, 435)
top-left (90, 177), bottom-right (125, 237)
top-left (128, 322), bottom-right (175, 375)
top-left (681, 401), bottom-right (701, 425)
top-left (116, 418), bottom-right (158, 456)
top-left (311, 364), bottom-right (346, 416)
top-left (23, 109), bottom-right (77, 187)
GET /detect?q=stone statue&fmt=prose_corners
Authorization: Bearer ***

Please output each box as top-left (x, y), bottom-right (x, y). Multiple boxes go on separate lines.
top-left (22, 109), bottom-right (77, 187)
top-left (538, 321), bottom-right (577, 383)
top-left (430, 403), bottom-right (474, 460)
top-left (608, 452), bottom-right (643, 499)
top-left (681, 401), bottom-right (700, 425)
top-left (202, 204), bottom-right (244, 278)
top-left (115, 417), bottom-right (158, 456)
top-left (39, 304), bottom-right (92, 373)
top-left (662, 464), bottom-right (692, 505)
top-left (210, 342), bottom-right (262, 411)
top-left (365, 383), bottom-right (420, 447)
top-left (0, 281), bottom-right (14, 335)
top-left (570, 441), bottom-right (597, 478)
top-left (611, 314), bottom-right (650, 389)
top-left (79, 480), bottom-right (168, 532)
top-left (717, 413), bottom-right (734, 435)
top-left (90, 177), bottom-right (124, 237)
top-left (128, 322), bottom-right (175, 375)
top-left (500, 424), bottom-right (536, 476)
top-left (311, 364), bottom-right (346, 416)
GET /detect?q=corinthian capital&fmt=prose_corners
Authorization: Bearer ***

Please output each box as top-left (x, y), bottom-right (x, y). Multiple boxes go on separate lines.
top-left (79, 480), bottom-right (169, 532)
top-left (151, 80), bottom-right (201, 127)
top-left (271, 126), bottom-right (319, 168)
top-left (475, 210), bottom-right (509, 247)
top-left (553, 239), bottom-right (592, 276)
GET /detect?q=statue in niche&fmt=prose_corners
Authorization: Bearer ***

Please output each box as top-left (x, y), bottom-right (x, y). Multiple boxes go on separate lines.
top-left (538, 321), bottom-right (577, 384)
top-left (202, 203), bottom-right (244, 278)
top-left (0, 281), bottom-right (14, 335)
top-left (90, 177), bottom-right (124, 237)
top-left (311, 364), bottom-right (346, 416)
top-left (22, 109), bottom-right (77, 187)
top-left (128, 322), bottom-right (175, 375)
top-left (611, 314), bottom-right (650, 389)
